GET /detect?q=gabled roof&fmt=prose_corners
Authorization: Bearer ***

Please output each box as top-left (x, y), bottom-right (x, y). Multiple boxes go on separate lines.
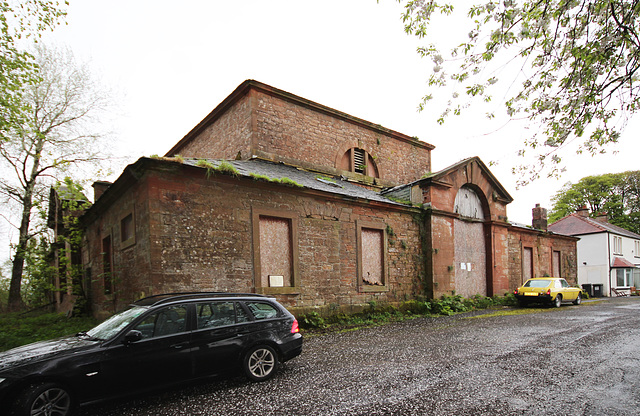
top-left (549, 213), bottom-right (640, 239)
top-left (383, 156), bottom-right (513, 204)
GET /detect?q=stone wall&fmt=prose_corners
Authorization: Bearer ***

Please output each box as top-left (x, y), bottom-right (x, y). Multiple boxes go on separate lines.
top-left (167, 81), bottom-right (433, 187)
top-left (507, 227), bottom-right (578, 290)
top-left (83, 161), bottom-right (425, 317)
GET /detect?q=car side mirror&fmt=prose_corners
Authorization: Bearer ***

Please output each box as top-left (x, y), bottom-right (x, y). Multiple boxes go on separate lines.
top-left (123, 330), bottom-right (143, 344)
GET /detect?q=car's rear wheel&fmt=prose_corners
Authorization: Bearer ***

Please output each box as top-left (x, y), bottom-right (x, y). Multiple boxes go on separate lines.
top-left (553, 294), bottom-right (562, 308)
top-left (13, 382), bottom-right (73, 416)
top-left (243, 345), bottom-right (279, 382)
top-left (573, 293), bottom-right (582, 305)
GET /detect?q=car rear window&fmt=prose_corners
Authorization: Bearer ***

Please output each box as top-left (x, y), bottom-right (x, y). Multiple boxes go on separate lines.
top-left (524, 279), bottom-right (551, 288)
top-left (245, 302), bottom-right (279, 320)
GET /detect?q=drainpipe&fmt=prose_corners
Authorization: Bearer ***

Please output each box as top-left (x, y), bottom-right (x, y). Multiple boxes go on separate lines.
top-left (607, 231), bottom-right (612, 297)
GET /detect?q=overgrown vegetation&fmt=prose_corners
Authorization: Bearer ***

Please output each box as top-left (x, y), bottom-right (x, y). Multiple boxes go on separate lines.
top-left (0, 312), bottom-right (98, 352)
top-left (249, 173), bottom-right (304, 188)
top-left (299, 293), bottom-right (518, 332)
top-left (196, 159), bottom-right (239, 178)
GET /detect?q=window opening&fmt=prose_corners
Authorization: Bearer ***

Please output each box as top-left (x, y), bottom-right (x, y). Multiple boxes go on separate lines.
top-left (102, 235), bottom-right (113, 294)
top-left (354, 148), bottom-right (366, 174)
top-left (617, 268), bottom-right (633, 287)
top-left (259, 216), bottom-right (292, 288)
top-left (120, 212), bottom-right (135, 248)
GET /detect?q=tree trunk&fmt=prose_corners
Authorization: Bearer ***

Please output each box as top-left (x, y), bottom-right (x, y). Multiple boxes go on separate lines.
top-left (8, 204), bottom-right (31, 311)
top-left (7, 139), bottom-right (41, 311)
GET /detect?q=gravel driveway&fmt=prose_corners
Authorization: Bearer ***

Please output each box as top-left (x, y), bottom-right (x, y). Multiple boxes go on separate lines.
top-left (80, 297), bottom-right (640, 416)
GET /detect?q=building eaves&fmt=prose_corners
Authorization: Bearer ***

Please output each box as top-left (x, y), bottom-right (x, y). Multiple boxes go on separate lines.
top-left (549, 213), bottom-right (640, 240)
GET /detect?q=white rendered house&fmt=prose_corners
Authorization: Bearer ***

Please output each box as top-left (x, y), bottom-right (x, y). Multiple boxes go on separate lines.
top-left (549, 209), bottom-right (640, 296)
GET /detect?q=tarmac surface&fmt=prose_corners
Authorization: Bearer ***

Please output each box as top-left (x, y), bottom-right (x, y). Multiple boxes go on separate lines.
top-left (79, 297), bottom-right (640, 415)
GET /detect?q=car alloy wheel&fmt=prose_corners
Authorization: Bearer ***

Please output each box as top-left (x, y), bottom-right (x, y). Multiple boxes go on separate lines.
top-left (15, 382), bottom-right (72, 416)
top-left (573, 293), bottom-right (582, 305)
top-left (244, 345), bottom-right (278, 382)
top-left (553, 295), bottom-right (562, 308)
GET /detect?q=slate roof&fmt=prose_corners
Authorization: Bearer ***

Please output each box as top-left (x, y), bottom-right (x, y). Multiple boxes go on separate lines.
top-left (181, 158), bottom-right (409, 206)
top-left (549, 213), bottom-right (640, 240)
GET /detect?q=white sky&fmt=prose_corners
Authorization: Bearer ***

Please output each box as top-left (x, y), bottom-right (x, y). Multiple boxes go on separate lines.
top-left (24, 1), bottom-right (640, 234)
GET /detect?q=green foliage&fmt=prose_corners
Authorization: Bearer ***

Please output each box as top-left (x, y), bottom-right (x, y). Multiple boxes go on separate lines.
top-left (549, 170), bottom-right (640, 234)
top-left (249, 173), bottom-right (304, 188)
top-left (196, 159), bottom-right (239, 178)
top-left (0, 312), bottom-right (99, 352)
top-left (298, 293), bottom-right (518, 331)
top-left (399, 0), bottom-right (640, 185)
top-left (0, 1), bottom-right (67, 143)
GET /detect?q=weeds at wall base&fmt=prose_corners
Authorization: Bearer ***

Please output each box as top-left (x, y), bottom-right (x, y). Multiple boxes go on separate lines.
top-left (299, 293), bottom-right (518, 333)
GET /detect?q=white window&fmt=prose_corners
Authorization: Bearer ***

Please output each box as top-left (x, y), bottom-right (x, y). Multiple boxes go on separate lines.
top-left (616, 268), bottom-right (633, 287)
top-left (635, 240), bottom-right (640, 258)
top-left (613, 236), bottom-right (623, 255)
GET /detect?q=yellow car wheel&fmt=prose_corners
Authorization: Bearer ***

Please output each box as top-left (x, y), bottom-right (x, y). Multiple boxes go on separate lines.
top-left (553, 294), bottom-right (562, 308)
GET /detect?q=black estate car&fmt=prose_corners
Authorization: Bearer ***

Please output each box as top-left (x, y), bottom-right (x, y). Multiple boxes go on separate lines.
top-left (0, 292), bottom-right (303, 416)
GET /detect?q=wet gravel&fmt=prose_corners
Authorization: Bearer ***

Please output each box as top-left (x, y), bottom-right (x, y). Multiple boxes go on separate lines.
top-left (78, 297), bottom-right (640, 415)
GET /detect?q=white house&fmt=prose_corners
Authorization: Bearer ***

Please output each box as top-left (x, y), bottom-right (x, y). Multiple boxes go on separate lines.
top-left (549, 208), bottom-right (640, 297)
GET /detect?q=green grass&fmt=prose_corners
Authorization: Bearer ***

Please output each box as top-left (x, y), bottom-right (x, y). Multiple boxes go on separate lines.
top-left (0, 312), bottom-right (99, 352)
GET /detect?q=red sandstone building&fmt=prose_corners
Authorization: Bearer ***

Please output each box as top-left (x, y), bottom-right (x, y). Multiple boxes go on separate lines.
top-left (51, 80), bottom-right (577, 317)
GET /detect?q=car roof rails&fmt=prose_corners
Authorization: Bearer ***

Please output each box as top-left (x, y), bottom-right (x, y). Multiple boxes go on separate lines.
top-left (133, 292), bottom-right (269, 307)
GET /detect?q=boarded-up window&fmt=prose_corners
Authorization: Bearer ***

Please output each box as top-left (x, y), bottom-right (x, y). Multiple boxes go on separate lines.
top-left (259, 216), bottom-right (292, 288)
top-left (552, 250), bottom-right (561, 277)
top-left (102, 235), bottom-right (113, 294)
top-left (523, 247), bottom-right (533, 282)
top-left (362, 228), bottom-right (384, 286)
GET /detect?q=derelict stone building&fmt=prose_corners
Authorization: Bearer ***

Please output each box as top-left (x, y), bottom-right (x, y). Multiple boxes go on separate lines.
top-left (50, 80), bottom-right (577, 317)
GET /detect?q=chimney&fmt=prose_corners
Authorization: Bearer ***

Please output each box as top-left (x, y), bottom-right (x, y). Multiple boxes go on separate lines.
top-left (576, 205), bottom-right (589, 217)
top-left (92, 181), bottom-right (112, 202)
top-left (532, 203), bottom-right (548, 231)
top-left (594, 212), bottom-right (609, 223)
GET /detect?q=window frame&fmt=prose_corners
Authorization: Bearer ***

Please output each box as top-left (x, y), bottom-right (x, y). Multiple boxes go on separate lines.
top-left (613, 235), bottom-right (623, 255)
top-left (102, 234), bottom-right (113, 295)
top-left (356, 220), bottom-right (389, 293)
top-left (251, 208), bottom-right (300, 295)
top-left (616, 268), bottom-right (633, 288)
top-left (120, 210), bottom-right (136, 249)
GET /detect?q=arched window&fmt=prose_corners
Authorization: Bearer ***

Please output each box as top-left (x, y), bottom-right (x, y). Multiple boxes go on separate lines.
top-left (338, 147), bottom-right (379, 178)
top-left (454, 186), bottom-right (484, 220)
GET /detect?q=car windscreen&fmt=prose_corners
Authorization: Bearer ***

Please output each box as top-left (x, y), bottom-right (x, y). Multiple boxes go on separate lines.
top-left (87, 306), bottom-right (148, 340)
top-left (523, 279), bottom-right (551, 288)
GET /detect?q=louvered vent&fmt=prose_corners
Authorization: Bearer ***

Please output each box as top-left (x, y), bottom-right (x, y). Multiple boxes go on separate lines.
top-left (354, 148), bottom-right (366, 174)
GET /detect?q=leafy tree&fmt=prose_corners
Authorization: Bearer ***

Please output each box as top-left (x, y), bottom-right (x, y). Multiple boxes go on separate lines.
top-left (1, 45), bottom-right (110, 311)
top-left (398, 1), bottom-right (640, 184)
top-left (0, 0), bottom-right (67, 143)
top-left (549, 171), bottom-right (640, 234)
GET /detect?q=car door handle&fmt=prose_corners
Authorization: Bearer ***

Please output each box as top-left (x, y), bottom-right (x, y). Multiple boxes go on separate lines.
top-left (170, 341), bottom-right (189, 349)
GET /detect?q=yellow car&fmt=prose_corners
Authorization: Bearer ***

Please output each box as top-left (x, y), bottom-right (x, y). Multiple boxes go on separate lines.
top-left (514, 277), bottom-right (582, 308)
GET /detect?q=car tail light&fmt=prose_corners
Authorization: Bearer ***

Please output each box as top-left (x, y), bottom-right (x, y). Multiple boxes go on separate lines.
top-left (546, 289), bottom-right (551, 295)
top-left (291, 318), bottom-right (299, 334)
top-left (514, 289), bottom-right (518, 295)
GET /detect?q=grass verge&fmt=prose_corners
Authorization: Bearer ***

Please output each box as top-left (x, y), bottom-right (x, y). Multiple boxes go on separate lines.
top-left (0, 312), bottom-right (99, 352)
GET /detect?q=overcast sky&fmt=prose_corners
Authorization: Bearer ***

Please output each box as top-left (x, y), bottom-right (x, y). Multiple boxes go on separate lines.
top-left (36, 1), bottom-right (640, 225)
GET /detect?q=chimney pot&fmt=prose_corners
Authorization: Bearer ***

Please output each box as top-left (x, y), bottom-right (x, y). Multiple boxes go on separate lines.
top-left (532, 204), bottom-right (548, 231)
